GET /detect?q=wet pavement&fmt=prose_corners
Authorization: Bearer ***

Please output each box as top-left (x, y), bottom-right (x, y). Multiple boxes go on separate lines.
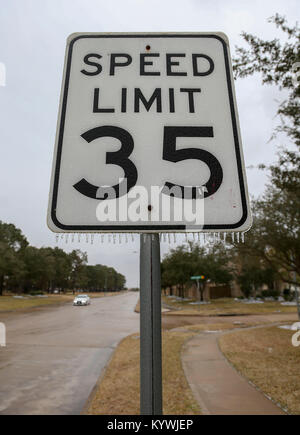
top-left (0, 292), bottom-right (139, 415)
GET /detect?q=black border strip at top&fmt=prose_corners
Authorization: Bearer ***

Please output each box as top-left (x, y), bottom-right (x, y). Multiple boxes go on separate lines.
top-left (50, 34), bottom-right (248, 231)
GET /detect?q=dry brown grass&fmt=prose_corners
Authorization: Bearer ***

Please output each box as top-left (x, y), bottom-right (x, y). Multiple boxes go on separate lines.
top-left (219, 326), bottom-right (300, 414)
top-left (0, 294), bottom-right (73, 312)
top-left (87, 331), bottom-right (200, 415)
top-left (183, 322), bottom-right (257, 333)
top-left (0, 291), bottom-right (125, 312)
top-left (86, 318), bottom-right (289, 415)
top-left (163, 296), bottom-right (297, 316)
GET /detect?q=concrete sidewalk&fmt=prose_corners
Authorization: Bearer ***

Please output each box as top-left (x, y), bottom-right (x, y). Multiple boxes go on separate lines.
top-left (182, 330), bottom-right (285, 415)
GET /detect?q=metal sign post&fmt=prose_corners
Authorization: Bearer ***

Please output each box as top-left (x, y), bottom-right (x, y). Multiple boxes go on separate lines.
top-left (191, 275), bottom-right (205, 301)
top-left (140, 233), bottom-right (162, 415)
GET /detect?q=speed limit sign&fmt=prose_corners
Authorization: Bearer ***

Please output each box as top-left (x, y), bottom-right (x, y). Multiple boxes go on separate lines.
top-left (47, 33), bottom-right (251, 233)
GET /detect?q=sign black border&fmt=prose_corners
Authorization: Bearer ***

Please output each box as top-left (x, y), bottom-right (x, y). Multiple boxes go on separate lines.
top-left (50, 33), bottom-right (249, 231)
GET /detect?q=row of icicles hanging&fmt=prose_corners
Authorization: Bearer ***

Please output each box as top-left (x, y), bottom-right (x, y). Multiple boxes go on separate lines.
top-left (55, 232), bottom-right (245, 245)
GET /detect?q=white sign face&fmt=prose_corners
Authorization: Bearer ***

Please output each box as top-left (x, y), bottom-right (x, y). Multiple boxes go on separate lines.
top-left (48, 33), bottom-right (251, 233)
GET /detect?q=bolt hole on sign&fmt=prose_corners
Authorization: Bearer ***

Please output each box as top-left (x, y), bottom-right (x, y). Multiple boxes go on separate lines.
top-left (47, 33), bottom-right (252, 233)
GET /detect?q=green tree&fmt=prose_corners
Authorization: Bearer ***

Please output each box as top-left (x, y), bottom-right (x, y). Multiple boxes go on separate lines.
top-left (50, 247), bottom-right (72, 292)
top-left (82, 264), bottom-right (125, 292)
top-left (233, 14), bottom-right (300, 153)
top-left (161, 245), bottom-right (193, 298)
top-left (0, 221), bottom-right (126, 296)
top-left (233, 15), bottom-right (300, 284)
top-left (232, 253), bottom-right (277, 298)
top-left (0, 221), bottom-right (28, 295)
top-left (22, 247), bottom-right (49, 293)
top-left (161, 243), bottom-right (232, 301)
top-left (69, 250), bottom-right (88, 293)
top-left (189, 243), bottom-right (232, 301)
top-left (235, 188), bottom-right (300, 284)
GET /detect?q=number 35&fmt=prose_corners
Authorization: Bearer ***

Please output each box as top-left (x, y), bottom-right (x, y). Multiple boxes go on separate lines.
top-left (73, 125), bottom-right (223, 199)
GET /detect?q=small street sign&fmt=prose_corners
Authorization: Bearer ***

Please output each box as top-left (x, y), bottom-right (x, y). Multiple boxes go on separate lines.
top-left (48, 32), bottom-right (251, 233)
top-left (191, 275), bottom-right (205, 280)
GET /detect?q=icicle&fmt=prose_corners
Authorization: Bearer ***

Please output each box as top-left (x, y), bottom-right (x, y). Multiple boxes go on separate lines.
top-left (108, 234), bottom-right (112, 243)
top-left (197, 233), bottom-right (200, 242)
top-left (185, 233), bottom-right (188, 242)
top-left (241, 232), bottom-right (245, 243)
top-left (113, 234), bottom-right (116, 244)
top-left (85, 234), bottom-right (89, 243)
top-left (101, 234), bottom-right (104, 243)
top-left (125, 234), bottom-right (128, 243)
top-left (159, 233), bottom-right (162, 242)
top-left (65, 234), bottom-right (69, 244)
top-left (91, 234), bottom-right (94, 245)
top-left (78, 233), bottom-right (81, 243)
top-left (163, 233), bottom-right (166, 242)
top-left (71, 233), bottom-right (75, 243)
top-left (55, 234), bottom-right (59, 244)
top-left (168, 233), bottom-right (171, 243)
top-left (236, 232), bottom-right (240, 243)
top-left (60, 234), bottom-right (64, 241)
top-left (231, 232), bottom-right (235, 243)
top-left (131, 234), bottom-right (134, 242)
top-left (119, 234), bottom-right (122, 244)
top-left (173, 233), bottom-right (176, 243)
top-left (223, 232), bottom-right (226, 244)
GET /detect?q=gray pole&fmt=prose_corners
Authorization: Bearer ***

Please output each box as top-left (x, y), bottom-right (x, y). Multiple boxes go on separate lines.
top-left (140, 233), bottom-right (163, 415)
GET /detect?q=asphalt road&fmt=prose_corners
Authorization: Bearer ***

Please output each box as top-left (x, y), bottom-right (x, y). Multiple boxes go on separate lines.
top-left (0, 292), bottom-right (139, 415)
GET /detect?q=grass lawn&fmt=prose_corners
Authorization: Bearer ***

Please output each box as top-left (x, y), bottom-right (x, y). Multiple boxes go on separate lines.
top-left (86, 319), bottom-right (266, 415)
top-left (163, 296), bottom-right (297, 316)
top-left (219, 326), bottom-right (300, 414)
top-left (0, 291), bottom-right (125, 312)
top-left (0, 294), bottom-right (73, 312)
top-left (87, 330), bottom-right (201, 415)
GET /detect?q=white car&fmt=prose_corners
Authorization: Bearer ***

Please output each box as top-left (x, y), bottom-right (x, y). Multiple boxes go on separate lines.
top-left (73, 294), bottom-right (91, 306)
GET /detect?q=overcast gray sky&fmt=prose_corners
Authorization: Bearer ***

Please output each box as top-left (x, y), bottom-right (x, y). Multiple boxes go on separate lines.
top-left (0, 0), bottom-right (298, 287)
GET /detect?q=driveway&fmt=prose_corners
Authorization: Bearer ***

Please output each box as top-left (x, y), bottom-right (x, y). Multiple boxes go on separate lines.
top-left (0, 292), bottom-right (139, 415)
